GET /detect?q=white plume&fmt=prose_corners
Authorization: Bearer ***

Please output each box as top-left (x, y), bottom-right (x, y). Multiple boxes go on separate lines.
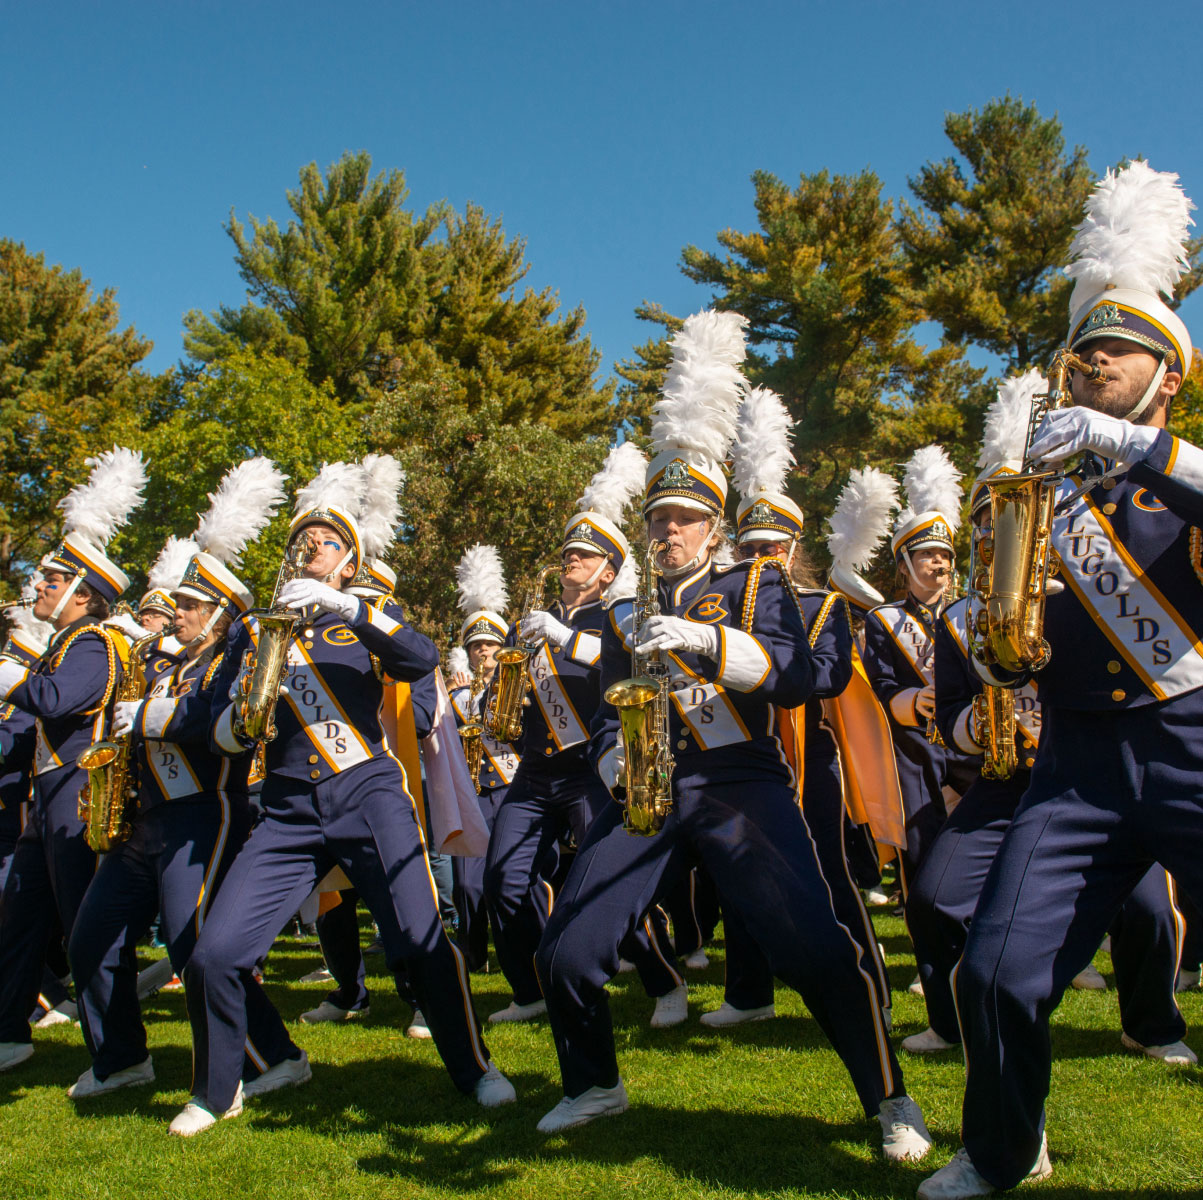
top-left (10, 572), bottom-right (54, 648)
top-left (604, 554), bottom-right (638, 602)
top-left (579, 442), bottom-right (647, 522)
top-left (651, 310), bottom-right (748, 463)
top-left (147, 536), bottom-right (199, 593)
top-left (194, 456), bottom-right (288, 568)
top-left (978, 370), bottom-right (1045, 469)
top-left (358, 453), bottom-right (406, 560)
top-left (826, 467), bottom-right (900, 571)
top-left (731, 386), bottom-right (796, 498)
top-left (293, 461), bottom-right (366, 518)
top-left (455, 544), bottom-right (509, 617)
top-left (447, 646), bottom-right (470, 678)
top-left (712, 540), bottom-right (736, 569)
top-left (1066, 161), bottom-right (1195, 309)
top-left (57, 446), bottom-right (148, 548)
top-left (897, 446), bottom-right (963, 534)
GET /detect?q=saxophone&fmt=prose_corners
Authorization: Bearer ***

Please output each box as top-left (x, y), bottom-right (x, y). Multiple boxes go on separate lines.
top-left (457, 660), bottom-right (489, 793)
top-left (972, 684), bottom-right (1017, 780)
top-left (970, 348), bottom-right (1111, 675)
top-left (234, 531), bottom-right (320, 744)
top-left (604, 540), bottom-right (674, 836)
top-left (484, 563), bottom-right (561, 743)
top-left (77, 631), bottom-right (160, 852)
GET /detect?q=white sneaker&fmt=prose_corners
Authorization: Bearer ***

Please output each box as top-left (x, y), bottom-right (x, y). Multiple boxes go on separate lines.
top-left (1176, 967), bottom-right (1201, 992)
top-left (650, 984), bottom-right (688, 1028)
top-left (473, 1062), bottom-right (516, 1107)
top-left (168, 1082), bottom-right (244, 1136)
top-left (683, 949), bottom-right (709, 970)
top-left (406, 1009), bottom-right (432, 1039)
top-left (699, 1001), bottom-right (776, 1028)
top-left (488, 999), bottom-right (547, 1024)
top-left (299, 1000), bottom-right (367, 1024)
top-left (917, 1139), bottom-right (1051, 1198)
top-left (878, 1094), bottom-right (932, 1162)
top-left (882, 1004), bottom-right (893, 1033)
top-left (902, 1027), bottom-right (958, 1054)
top-left (537, 1081), bottom-right (629, 1133)
top-left (615, 958), bottom-right (636, 974)
top-left (34, 1006), bottom-right (74, 1028)
top-left (1071, 964), bottom-right (1107, 990)
top-left (865, 888), bottom-right (890, 906)
top-left (299, 967), bottom-right (334, 984)
top-left (908, 975), bottom-right (925, 997)
top-left (136, 958), bottom-right (176, 999)
top-left (242, 1051), bottom-right (312, 1097)
top-left (68, 1057), bottom-right (154, 1098)
top-left (1120, 1032), bottom-right (1198, 1065)
top-left (0, 1042), bottom-right (33, 1072)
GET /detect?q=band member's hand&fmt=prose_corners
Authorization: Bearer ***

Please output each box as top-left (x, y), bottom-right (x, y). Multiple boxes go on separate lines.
top-left (111, 700), bottom-right (144, 738)
top-left (278, 578), bottom-right (361, 624)
top-left (637, 615), bottom-right (719, 658)
top-left (451, 670), bottom-right (472, 690)
top-left (914, 685), bottom-right (937, 719)
top-left (1028, 407), bottom-right (1158, 467)
top-left (520, 610), bottom-right (573, 647)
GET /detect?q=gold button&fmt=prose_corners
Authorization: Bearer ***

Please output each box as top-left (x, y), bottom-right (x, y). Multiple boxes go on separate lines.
top-left (552, 645), bottom-right (561, 654)
top-left (544, 747), bottom-right (553, 756)
top-left (1102, 503), bottom-right (1117, 516)
top-left (303, 641), bottom-right (313, 649)
top-left (1025, 757), bottom-right (1035, 768)
top-left (677, 739), bottom-right (688, 750)
top-left (1102, 478), bottom-right (1117, 491)
top-left (1112, 689), bottom-right (1126, 702)
top-left (1107, 660), bottom-right (1121, 674)
top-left (308, 755), bottom-right (319, 764)
top-left (309, 768), bottom-right (321, 780)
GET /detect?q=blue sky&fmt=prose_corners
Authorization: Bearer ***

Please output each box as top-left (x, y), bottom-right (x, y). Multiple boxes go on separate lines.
top-left (3, 0), bottom-right (1199, 383)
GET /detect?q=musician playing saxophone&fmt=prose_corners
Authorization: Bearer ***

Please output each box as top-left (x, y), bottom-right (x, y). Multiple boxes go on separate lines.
top-left (183, 477), bottom-right (513, 1137)
top-left (534, 320), bottom-right (930, 1161)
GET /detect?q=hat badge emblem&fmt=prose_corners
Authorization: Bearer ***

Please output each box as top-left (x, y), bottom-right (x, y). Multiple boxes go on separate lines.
top-left (1080, 302), bottom-right (1122, 336)
top-left (663, 459), bottom-right (691, 485)
top-left (749, 500), bottom-right (774, 524)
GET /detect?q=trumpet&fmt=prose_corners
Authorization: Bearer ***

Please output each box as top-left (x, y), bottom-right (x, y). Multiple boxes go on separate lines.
top-left (234, 531), bottom-right (320, 744)
top-left (484, 563), bottom-right (561, 743)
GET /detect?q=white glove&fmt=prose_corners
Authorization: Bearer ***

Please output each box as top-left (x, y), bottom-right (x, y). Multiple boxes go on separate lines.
top-left (111, 700), bottom-right (144, 738)
top-left (637, 614), bottom-right (719, 658)
top-left (520, 610), bottom-right (573, 648)
top-left (277, 578), bottom-right (361, 624)
top-left (1028, 407), bottom-right (1158, 468)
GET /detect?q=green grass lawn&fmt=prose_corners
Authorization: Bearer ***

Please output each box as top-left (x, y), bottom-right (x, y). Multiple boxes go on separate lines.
top-left (0, 916), bottom-right (1199, 1199)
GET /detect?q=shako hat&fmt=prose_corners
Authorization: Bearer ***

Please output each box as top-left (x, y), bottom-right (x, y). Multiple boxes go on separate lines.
top-left (731, 386), bottom-right (803, 543)
top-left (455, 544), bottom-right (509, 646)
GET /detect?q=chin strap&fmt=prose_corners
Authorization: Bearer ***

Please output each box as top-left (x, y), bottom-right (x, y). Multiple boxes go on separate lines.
top-left (48, 575), bottom-right (83, 623)
top-left (192, 604), bottom-right (226, 646)
top-left (324, 551), bottom-right (355, 586)
top-left (1120, 357), bottom-right (1168, 424)
top-left (783, 536), bottom-right (798, 575)
top-left (581, 556), bottom-right (610, 588)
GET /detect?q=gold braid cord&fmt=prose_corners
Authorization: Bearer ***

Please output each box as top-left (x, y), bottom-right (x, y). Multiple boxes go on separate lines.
top-left (740, 556), bottom-right (807, 634)
top-left (806, 591), bottom-right (846, 650)
top-left (1190, 527), bottom-right (1203, 588)
top-left (49, 624), bottom-right (120, 714)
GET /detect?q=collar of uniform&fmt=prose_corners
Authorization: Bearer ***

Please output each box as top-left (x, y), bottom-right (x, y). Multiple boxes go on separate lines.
top-left (559, 597), bottom-right (603, 622)
top-left (46, 614), bottom-right (96, 652)
top-left (905, 594), bottom-right (938, 629)
top-left (665, 559), bottom-right (713, 611)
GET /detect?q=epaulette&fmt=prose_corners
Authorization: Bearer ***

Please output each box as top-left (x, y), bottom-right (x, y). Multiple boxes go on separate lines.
top-left (739, 556), bottom-right (805, 632)
top-left (806, 591), bottom-right (847, 650)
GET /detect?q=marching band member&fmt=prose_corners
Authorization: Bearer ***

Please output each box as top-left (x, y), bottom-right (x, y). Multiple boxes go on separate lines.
top-left (700, 387), bottom-right (892, 1029)
top-left (906, 379), bottom-right (1188, 1059)
top-left (920, 163), bottom-right (1202, 1197)
top-left (449, 544), bottom-right (519, 973)
top-left (862, 446), bottom-right (976, 894)
top-left (484, 442), bottom-right (686, 1027)
top-left (0, 448), bottom-right (148, 1073)
top-left (66, 459), bottom-right (288, 1099)
top-left (534, 311), bottom-right (930, 1162)
top-left (180, 462), bottom-right (512, 1136)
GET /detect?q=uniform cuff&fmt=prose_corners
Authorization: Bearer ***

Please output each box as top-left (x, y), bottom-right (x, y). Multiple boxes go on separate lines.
top-left (714, 627), bottom-right (771, 692)
top-left (568, 632), bottom-right (601, 665)
top-left (140, 698), bottom-right (178, 739)
top-left (0, 659), bottom-right (29, 703)
top-left (952, 704), bottom-right (983, 755)
top-left (890, 688), bottom-right (922, 727)
top-left (213, 704), bottom-right (249, 755)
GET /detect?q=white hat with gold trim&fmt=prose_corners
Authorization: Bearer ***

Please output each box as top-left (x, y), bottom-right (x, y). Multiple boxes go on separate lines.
top-left (347, 454), bottom-right (405, 597)
top-left (290, 462), bottom-right (366, 575)
top-left (456, 544), bottom-right (509, 646)
top-left (731, 386), bottom-right (802, 543)
top-left (1065, 161), bottom-right (1195, 422)
top-left (563, 441), bottom-right (647, 592)
top-left (890, 446), bottom-right (963, 563)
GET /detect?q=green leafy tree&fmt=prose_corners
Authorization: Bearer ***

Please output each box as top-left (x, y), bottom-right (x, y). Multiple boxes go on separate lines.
top-left (0, 240), bottom-right (153, 593)
top-left (184, 151), bottom-right (615, 437)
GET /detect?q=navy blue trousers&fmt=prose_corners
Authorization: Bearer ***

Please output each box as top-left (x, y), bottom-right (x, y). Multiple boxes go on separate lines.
top-left (69, 795), bottom-right (262, 1080)
top-left (956, 699), bottom-right (1203, 1189)
top-left (721, 755), bottom-right (891, 1014)
top-left (484, 764), bottom-right (682, 1006)
top-left (453, 785), bottom-right (507, 973)
top-left (908, 773), bottom-right (1184, 1045)
top-left (535, 770), bottom-right (902, 1113)
top-left (661, 865), bottom-right (720, 959)
top-left (0, 766), bottom-right (97, 1043)
top-left (184, 756), bottom-right (491, 1111)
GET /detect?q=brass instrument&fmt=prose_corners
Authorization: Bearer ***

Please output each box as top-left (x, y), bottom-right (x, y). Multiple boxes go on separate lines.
top-left (0, 598), bottom-right (35, 616)
top-left (77, 632), bottom-right (159, 852)
top-left (604, 540), bottom-right (674, 836)
top-left (458, 660), bottom-right (489, 793)
top-left (969, 348), bottom-right (1111, 676)
top-left (234, 531), bottom-right (320, 744)
top-left (972, 685), bottom-right (1017, 780)
top-left (484, 563), bottom-right (561, 743)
